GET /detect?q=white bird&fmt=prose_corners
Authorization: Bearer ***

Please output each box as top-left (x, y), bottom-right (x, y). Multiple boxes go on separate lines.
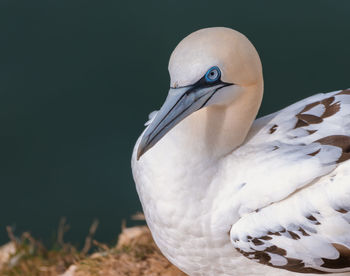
top-left (131, 27), bottom-right (350, 276)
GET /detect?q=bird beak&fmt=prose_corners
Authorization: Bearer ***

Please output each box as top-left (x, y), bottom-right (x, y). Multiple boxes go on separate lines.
top-left (137, 83), bottom-right (227, 160)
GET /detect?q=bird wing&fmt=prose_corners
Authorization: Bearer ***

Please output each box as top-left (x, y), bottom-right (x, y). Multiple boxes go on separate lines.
top-left (229, 89), bottom-right (350, 273)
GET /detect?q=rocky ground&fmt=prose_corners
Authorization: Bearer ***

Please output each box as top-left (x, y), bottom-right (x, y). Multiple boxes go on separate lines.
top-left (0, 218), bottom-right (186, 276)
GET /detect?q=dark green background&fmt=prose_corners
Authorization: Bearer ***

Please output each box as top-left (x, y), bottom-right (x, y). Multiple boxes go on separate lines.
top-left (0, 0), bottom-right (349, 246)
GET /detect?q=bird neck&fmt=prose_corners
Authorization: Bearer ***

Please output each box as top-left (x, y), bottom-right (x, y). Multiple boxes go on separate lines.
top-left (133, 83), bottom-right (263, 218)
top-left (185, 83), bottom-right (263, 161)
top-left (134, 83), bottom-right (263, 197)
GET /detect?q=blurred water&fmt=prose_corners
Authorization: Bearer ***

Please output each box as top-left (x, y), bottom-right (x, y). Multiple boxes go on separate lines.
top-left (0, 0), bottom-right (349, 245)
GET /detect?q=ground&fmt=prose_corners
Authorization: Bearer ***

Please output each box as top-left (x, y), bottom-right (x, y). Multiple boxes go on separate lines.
top-left (0, 219), bottom-right (186, 276)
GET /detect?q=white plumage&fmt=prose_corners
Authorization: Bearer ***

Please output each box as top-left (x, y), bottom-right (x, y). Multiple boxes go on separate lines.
top-left (132, 27), bottom-right (350, 275)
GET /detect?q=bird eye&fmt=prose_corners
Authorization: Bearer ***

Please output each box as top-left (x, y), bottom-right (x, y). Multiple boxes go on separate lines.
top-left (205, 66), bottom-right (221, 83)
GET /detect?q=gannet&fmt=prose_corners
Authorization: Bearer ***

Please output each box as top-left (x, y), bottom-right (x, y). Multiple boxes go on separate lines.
top-left (131, 27), bottom-right (350, 276)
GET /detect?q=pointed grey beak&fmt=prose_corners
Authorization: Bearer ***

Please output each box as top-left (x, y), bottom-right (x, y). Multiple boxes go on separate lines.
top-left (137, 83), bottom-right (230, 160)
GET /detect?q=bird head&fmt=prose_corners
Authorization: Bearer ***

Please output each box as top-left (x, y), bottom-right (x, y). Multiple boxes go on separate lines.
top-left (137, 27), bottom-right (263, 159)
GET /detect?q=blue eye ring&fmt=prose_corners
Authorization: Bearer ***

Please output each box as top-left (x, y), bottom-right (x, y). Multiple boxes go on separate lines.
top-left (205, 66), bottom-right (221, 83)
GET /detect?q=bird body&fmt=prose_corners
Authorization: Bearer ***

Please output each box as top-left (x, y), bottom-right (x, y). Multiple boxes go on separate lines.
top-left (132, 27), bottom-right (350, 275)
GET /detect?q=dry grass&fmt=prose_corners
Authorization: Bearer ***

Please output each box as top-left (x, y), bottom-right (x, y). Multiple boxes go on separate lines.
top-left (0, 219), bottom-right (186, 276)
top-left (0, 220), bottom-right (85, 276)
top-left (72, 226), bottom-right (185, 276)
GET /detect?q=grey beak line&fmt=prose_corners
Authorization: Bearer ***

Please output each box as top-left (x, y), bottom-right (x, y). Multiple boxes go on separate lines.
top-left (137, 82), bottom-right (232, 160)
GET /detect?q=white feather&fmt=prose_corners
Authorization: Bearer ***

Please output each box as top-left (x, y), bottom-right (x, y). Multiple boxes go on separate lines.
top-left (133, 89), bottom-right (350, 276)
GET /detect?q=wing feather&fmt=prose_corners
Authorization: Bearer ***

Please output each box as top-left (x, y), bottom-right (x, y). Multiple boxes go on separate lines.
top-left (230, 89), bottom-right (350, 273)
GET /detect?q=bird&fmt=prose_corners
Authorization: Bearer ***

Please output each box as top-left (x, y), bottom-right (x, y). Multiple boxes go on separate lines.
top-left (131, 27), bottom-right (350, 276)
